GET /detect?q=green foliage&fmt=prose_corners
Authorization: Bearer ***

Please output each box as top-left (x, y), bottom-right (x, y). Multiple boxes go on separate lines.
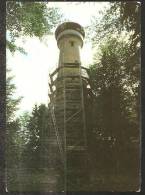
top-left (88, 1), bottom-right (141, 98)
top-left (7, 2), bottom-right (62, 38)
top-left (17, 112), bottom-right (31, 148)
top-left (6, 1), bottom-right (64, 53)
top-left (6, 119), bottom-right (21, 162)
top-left (90, 2), bottom-right (141, 48)
top-left (6, 40), bottom-right (27, 54)
top-left (87, 37), bottom-right (140, 178)
top-left (87, 3), bottom-right (141, 169)
top-left (6, 69), bottom-right (22, 123)
top-left (119, 2), bottom-right (141, 40)
top-left (6, 104), bottom-right (51, 190)
top-left (22, 104), bottom-right (50, 170)
top-left (6, 69), bottom-right (23, 190)
top-left (6, 118), bottom-right (21, 189)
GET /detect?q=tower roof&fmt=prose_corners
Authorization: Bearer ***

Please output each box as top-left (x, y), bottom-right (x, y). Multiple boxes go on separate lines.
top-left (55, 22), bottom-right (85, 41)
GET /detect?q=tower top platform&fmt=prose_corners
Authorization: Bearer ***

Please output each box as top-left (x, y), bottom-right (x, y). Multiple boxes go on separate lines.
top-left (55, 22), bottom-right (85, 42)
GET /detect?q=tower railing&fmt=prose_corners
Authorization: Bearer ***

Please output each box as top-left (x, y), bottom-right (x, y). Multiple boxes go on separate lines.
top-left (48, 63), bottom-right (93, 191)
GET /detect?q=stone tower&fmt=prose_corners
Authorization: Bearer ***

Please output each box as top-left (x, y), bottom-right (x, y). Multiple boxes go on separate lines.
top-left (49, 22), bottom-right (90, 191)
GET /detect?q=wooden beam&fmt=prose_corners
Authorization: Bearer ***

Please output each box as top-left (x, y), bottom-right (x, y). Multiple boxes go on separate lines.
top-left (50, 68), bottom-right (58, 78)
top-left (81, 66), bottom-right (89, 71)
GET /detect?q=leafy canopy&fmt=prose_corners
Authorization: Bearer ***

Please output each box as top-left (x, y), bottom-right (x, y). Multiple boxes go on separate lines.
top-left (6, 1), bottom-right (63, 53)
top-left (6, 69), bottom-right (22, 123)
top-left (90, 1), bottom-right (141, 49)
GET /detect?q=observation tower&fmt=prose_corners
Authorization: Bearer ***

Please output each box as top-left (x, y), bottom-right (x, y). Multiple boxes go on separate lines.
top-left (48, 22), bottom-right (91, 191)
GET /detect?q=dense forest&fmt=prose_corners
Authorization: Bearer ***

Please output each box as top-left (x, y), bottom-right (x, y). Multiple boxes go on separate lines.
top-left (6, 1), bottom-right (140, 192)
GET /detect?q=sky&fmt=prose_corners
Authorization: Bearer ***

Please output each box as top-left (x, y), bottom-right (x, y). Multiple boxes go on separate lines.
top-left (7, 2), bottom-right (109, 116)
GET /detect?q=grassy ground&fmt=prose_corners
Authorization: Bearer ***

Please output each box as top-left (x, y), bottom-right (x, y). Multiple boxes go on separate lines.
top-left (7, 168), bottom-right (63, 192)
top-left (7, 168), bottom-right (140, 192)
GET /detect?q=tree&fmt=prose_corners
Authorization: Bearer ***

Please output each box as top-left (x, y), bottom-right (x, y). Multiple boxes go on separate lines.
top-left (18, 111), bottom-right (31, 146)
top-left (90, 2), bottom-right (141, 47)
top-left (6, 118), bottom-right (21, 190)
top-left (6, 69), bottom-right (22, 170)
top-left (89, 2), bottom-right (141, 81)
top-left (88, 3), bottom-right (141, 167)
top-left (87, 37), bottom-right (140, 189)
top-left (6, 1), bottom-right (64, 53)
top-left (6, 70), bottom-right (23, 191)
top-left (6, 103), bottom-right (51, 191)
top-left (117, 1), bottom-right (141, 48)
top-left (6, 2), bottom-right (64, 190)
top-left (6, 69), bottom-right (22, 123)
top-left (23, 104), bottom-right (50, 170)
